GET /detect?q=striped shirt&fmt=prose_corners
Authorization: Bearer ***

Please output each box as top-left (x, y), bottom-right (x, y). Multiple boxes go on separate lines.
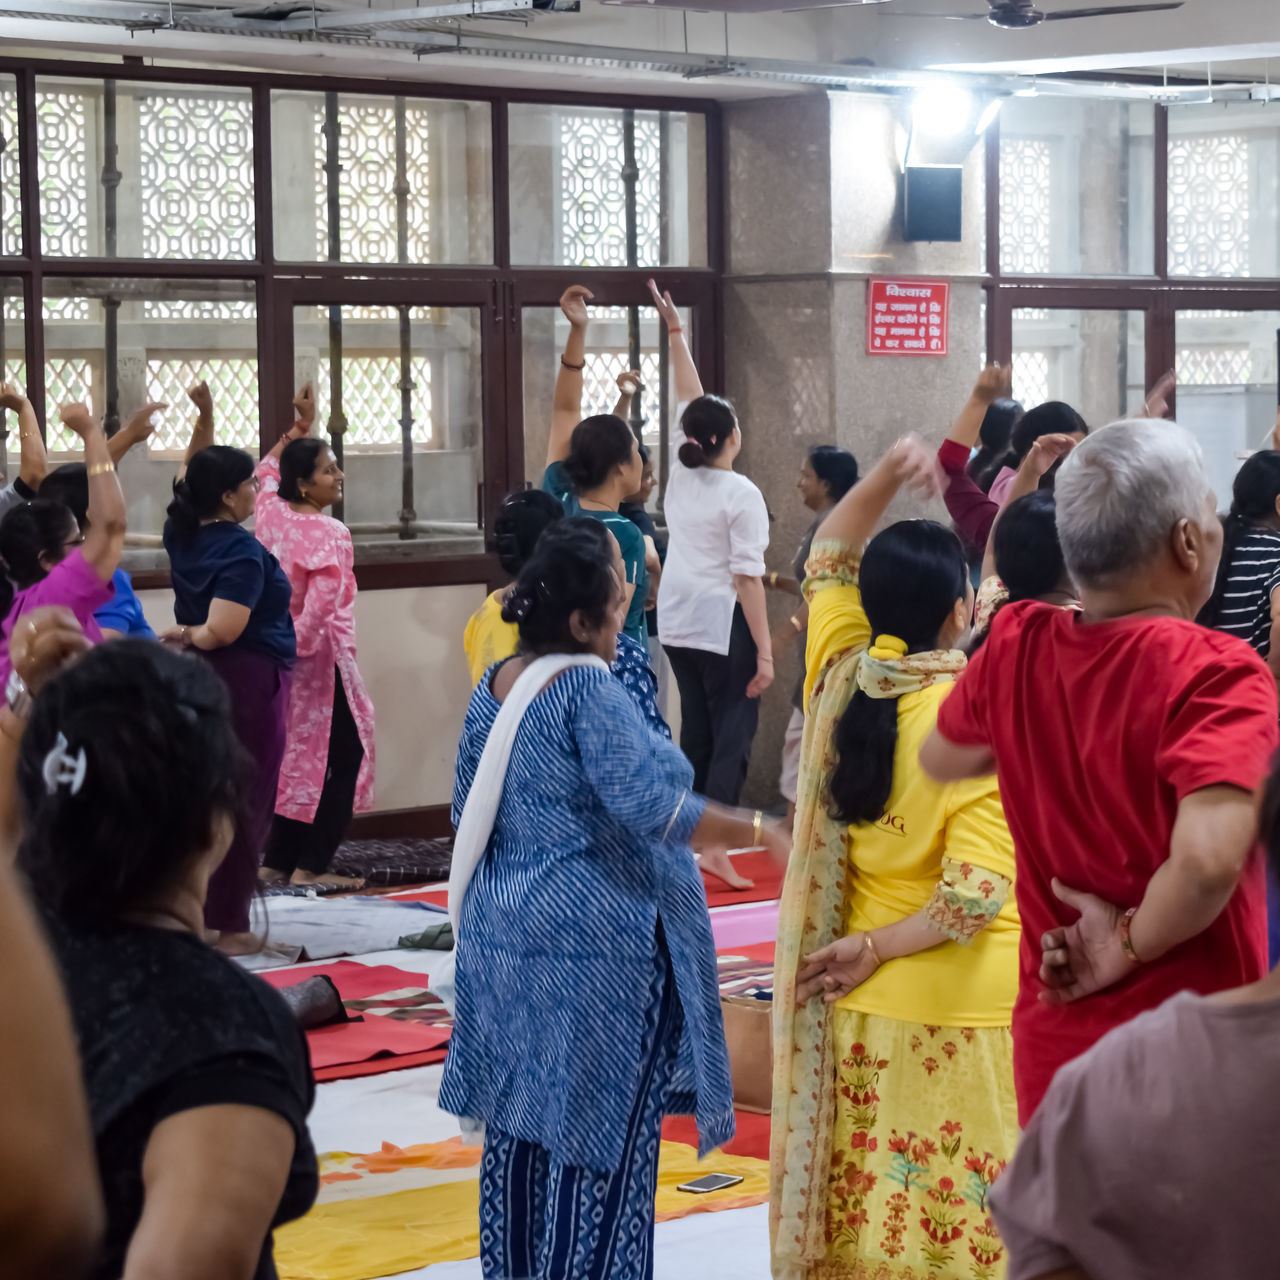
top-left (1213, 526), bottom-right (1280, 657)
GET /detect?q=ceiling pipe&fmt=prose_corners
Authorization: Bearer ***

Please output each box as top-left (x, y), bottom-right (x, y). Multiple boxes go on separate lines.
top-left (0, 0), bottom-right (1266, 102)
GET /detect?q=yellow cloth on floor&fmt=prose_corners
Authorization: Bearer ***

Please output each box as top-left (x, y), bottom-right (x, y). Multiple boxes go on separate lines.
top-left (276, 1139), bottom-right (769, 1280)
top-left (810, 1008), bottom-right (1018, 1280)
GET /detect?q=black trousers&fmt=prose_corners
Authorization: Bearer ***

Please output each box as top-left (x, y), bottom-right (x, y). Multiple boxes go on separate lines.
top-left (664, 605), bottom-right (759, 807)
top-left (264, 670), bottom-right (365, 876)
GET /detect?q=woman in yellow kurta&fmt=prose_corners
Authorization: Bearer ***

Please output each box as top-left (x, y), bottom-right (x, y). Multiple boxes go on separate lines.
top-left (771, 437), bottom-right (1020, 1280)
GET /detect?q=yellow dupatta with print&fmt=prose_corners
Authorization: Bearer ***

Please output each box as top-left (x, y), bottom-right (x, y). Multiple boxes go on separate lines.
top-left (768, 539), bottom-right (968, 1279)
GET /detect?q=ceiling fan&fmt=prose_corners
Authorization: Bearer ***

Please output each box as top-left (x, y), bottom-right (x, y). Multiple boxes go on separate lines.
top-left (894, 0), bottom-right (1183, 27)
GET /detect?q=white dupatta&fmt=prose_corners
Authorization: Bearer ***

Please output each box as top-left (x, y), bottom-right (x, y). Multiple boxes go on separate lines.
top-left (434, 652), bottom-right (609, 1016)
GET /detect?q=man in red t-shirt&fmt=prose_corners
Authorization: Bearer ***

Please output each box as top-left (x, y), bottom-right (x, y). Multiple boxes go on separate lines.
top-left (922, 418), bottom-right (1279, 1125)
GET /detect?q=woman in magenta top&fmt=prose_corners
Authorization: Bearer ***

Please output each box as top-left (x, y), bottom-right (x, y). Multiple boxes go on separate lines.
top-left (0, 402), bottom-right (129, 684)
top-left (253, 386), bottom-right (376, 890)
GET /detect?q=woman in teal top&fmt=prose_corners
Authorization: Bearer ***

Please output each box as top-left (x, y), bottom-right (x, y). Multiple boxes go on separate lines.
top-left (541, 285), bottom-right (650, 646)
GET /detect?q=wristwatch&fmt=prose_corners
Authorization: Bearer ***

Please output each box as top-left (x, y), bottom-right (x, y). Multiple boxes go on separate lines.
top-left (5, 668), bottom-right (31, 720)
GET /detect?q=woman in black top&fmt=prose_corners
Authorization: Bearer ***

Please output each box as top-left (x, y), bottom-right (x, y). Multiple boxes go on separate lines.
top-left (6, 614), bottom-right (316, 1280)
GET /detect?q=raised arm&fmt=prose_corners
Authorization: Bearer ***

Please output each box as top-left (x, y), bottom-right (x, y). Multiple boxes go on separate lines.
top-left (179, 380), bottom-right (215, 480)
top-left (108, 400), bottom-right (167, 467)
top-left (265, 383), bottom-right (315, 464)
top-left (612, 369), bottom-right (641, 423)
top-left (60, 404), bottom-right (126, 585)
top-left (0, 384), bottom-right (48, 493)
top-left (947, 363), bottom-right (1011, 451)
top-left (547, 285), bottom-right (592, 468)
top-left (980, 433), bottom-right (1076, 583)
top-left (815, 435), bottom-right (938, 550)
top-left (648, 278), bottom-right (701, 404)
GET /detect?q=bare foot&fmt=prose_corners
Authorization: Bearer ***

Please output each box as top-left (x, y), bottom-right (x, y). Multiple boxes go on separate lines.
top-left (291, 870), bottom-right (365, 891)
top-left (214, 931), bottom-right (263, 957)
top-left (697, 848), bottom-right (755, 891)
top-left (258, 867), bottom-right (288, 886)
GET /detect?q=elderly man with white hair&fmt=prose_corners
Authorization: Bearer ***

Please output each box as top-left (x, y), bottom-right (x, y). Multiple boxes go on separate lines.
top-left (921, 416), bottom-right (1278, 1127)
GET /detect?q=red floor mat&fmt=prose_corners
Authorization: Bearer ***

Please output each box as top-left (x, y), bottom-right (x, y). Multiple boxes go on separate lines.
top-left (262, 961), bottom-right (452, 1074)
top-left (662, 1110), bottom-right (771, 1163)
top-left (702, 849), bottom-right (785, 908)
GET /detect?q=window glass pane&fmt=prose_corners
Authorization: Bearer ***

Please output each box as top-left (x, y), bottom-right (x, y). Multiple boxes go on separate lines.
top-left (1012, 308), bottom-right (1145, 424)
top-left (1176, 309), bottom-right (1280, 504)
top-left (37, 277), bottom-right (257, 541)
top-left (1168, 102), bottom-right (1280, 279)
top-left (509, 106), bottom-right (707, 268)
top-left (521, 304), bottom-right (689, 498)
top-left (999, 98), bottom-right (1154, 276)
top-left (35, 79), bottom-right (256, 261)
top-left (271, 92), bottom-right (492, 265)
top-left (293, 304), bottom-right (483, 551)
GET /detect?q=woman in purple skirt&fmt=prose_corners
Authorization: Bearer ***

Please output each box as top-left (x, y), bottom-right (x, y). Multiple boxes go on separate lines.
top-left (162, 383), bottom-right (300, 953)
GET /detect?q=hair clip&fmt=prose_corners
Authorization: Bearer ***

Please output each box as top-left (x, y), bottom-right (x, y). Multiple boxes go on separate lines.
top-left (42, 732), bottom-right (86, 798)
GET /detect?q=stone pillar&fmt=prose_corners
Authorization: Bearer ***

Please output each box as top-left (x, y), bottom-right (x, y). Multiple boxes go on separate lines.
top-left (721, 90), bottom-right (987, 808)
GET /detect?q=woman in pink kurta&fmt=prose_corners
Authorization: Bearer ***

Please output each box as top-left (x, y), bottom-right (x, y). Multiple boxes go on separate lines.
top-left (253, 406), bottom-right (375, 888)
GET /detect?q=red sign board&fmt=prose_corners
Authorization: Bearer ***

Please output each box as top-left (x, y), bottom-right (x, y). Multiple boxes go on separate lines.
top-left (867, 278), bottom-right (950, 357)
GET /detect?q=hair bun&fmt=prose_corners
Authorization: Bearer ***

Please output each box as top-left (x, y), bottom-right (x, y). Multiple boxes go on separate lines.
top-left (677, 439), bottom-right (706, 469)
top-left (502, 589), bottom-right (536, 624)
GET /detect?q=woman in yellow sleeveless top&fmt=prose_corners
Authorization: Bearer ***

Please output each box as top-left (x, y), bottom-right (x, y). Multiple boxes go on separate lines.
top-left (771, 437), bottom-right (1020, 1280)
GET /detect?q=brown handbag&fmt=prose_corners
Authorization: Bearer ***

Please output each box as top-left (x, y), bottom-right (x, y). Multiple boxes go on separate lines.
top-left (720, 995), bottom-right (773, 1115)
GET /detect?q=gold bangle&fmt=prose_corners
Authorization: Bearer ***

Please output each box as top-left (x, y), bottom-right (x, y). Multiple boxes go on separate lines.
top-left (87, 462), bottom-right (115, 477)
top-left (789, 614), bottom-right (803, 633)
top-left (864, 932), bottom-right (883, 968)
top-left (752, 809), bottom-right (763, 848)
top-left (768, 571), bottom-right (778, 588)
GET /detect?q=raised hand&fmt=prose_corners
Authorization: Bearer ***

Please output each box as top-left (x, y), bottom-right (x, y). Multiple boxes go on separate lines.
top-left (1021, 432), bottom-right (1077, 480)
top-left (0, 382), bottom-right (27, 413)
top-left (646, 278), bottom-right (681, 332)
top-left (889, 433), bottom-right (941, 500)
top-left (1141, 369), bottom-right (1176, 420)
top-left (559, 285), bottom-right (593, 330)
top-left (124, 401), bottom-right (166, 442)
top-left (58, 403), bottom-right (99, 439)
top-left (293, 382), bottom-right (316, 430)
top-left (186, 380), bottom-right (213, 419)
top-left (973, 362), bottom-right (1012, 405)
top-left (1038, 878), bottom-right (1131, 1006)
top-left (615, 370), bottom-right (643, 398)
top-left (9, 606), bottom-right (91, 696)
top-left (796, 933), bottom-right (881, 1004)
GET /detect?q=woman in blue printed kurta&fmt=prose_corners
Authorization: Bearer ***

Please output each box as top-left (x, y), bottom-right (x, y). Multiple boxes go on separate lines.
top-left (440, 522), bottom-right (788, 1280)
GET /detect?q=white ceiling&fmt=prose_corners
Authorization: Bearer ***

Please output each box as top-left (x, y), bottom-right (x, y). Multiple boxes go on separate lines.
top-left (0, 0), bottom-right (1272, 98)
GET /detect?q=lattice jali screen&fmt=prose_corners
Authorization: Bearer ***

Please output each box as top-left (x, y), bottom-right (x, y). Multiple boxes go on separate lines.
top-left (138, 92), bottom-right (254, 261)
top-left (1012, 349), bottom-right (1051, 407)
top-left (317, 355), bottom-right (433, 448)
top-left (1176, 347), bottom-right (1255, 386)
top-left (582, 352), bottom-right (661, 433)
top-left (313, 101), bottom-right (431, 263)
top-left (142, 299), bottom-right (256, 322)
top-left (37, 88), bottom-right (91, 258)
top-left (37, 356), bottom-right (98, 452)
top-left (1000, 138), bottom-right (1052, 275)
top-left (146, 357), bottom-right (259, 451)
top-left (0, 88), bottom-right (19, 256)
top-left (558, 112), bottom-right (661, 268)
top-left (1168, 134), bottom-right (1250, 277)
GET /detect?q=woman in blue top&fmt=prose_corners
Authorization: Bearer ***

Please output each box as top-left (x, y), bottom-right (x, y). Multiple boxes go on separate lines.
top-left (162, 417), bottom-right (298, 955)
top-left (441, 522), bottom-right (787, 1280)
top-left (540, 285), bottom-right (650, 646)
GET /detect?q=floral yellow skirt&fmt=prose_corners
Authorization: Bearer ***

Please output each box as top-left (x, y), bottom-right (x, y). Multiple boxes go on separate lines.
top-left (809, 1009), bottom-right (1019, 1280)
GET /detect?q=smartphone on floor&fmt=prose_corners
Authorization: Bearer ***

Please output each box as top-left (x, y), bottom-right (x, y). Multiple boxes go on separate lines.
top-left (677, 1172), bottom-right (744, 1194)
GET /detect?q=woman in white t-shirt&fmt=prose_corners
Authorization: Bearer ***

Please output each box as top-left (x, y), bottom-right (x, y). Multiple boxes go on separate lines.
top-left (649, 279), bottom-right (773, 806)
